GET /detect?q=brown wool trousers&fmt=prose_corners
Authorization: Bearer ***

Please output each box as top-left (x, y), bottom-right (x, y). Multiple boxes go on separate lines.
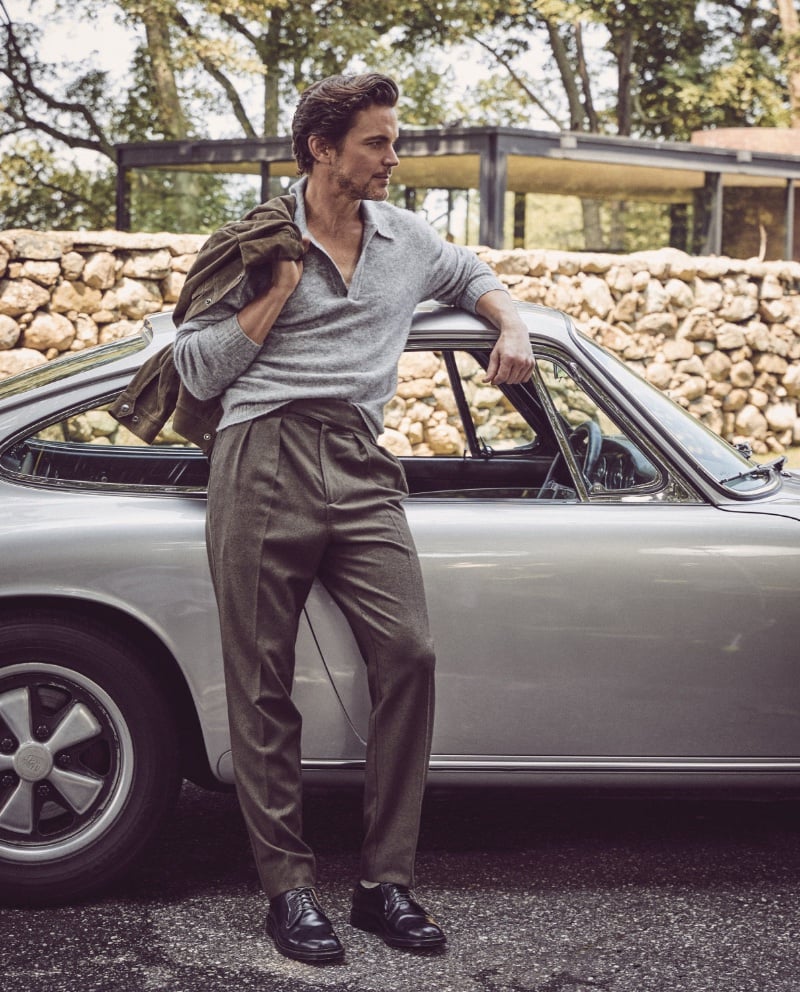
top-left (205, 399), bottom-right (436, 899)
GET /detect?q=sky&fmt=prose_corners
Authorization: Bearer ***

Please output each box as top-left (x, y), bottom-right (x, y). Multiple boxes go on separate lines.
top-left (4, 0), bottom-right (549, 137)
top-left (7, 0), bottom-right (135, 77)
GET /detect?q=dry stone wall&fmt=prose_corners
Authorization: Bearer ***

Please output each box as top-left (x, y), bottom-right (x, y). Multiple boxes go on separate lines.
top-left (2, 230), bottom-right (800, 454)
top-left (478, 245), bottom-right (800, 454)
top-left (0, 230), bottom-right (204, 378)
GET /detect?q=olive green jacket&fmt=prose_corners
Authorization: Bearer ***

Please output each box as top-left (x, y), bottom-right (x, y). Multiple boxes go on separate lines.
top-left (109, 194), bottom-right (302, 455)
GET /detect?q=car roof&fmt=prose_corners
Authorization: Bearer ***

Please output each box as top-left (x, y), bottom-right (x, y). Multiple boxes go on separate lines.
top-left (409, 301), bottom-right (573, 348)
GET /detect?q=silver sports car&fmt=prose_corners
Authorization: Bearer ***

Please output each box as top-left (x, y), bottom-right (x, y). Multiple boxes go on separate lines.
top-left (0, 302), bottom-right (798, 905)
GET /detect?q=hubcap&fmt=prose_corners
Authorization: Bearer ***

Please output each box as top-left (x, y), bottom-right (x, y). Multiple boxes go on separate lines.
top-left (15, 742), bottom-right (54, 782)
top-left (0, 664), bottom-right (132, 861)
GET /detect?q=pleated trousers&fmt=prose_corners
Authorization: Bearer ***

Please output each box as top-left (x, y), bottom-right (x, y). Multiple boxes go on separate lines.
top-left (205, 399), bottom-right (436, 898)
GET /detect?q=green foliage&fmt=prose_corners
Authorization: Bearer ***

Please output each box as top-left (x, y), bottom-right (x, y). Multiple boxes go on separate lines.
top-left (524, 194), bottom-right (585, 250)
top-left (0, 0), bottom-right (796, 236)
top-left (454, 74), bottom-right (544, 128)
top-left (520, 195), bottom-right (678, 253)
top-left (632, 0), bottom-right (787, 138)
top-left (128, 170), bottom-right (261, 233)
top-left (0, 140), bottom-right (116, 229)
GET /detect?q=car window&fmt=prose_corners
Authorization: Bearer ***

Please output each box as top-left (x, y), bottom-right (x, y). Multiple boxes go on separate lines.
top-left (0, 404), bottom-right (207, 492)
top-left (0, 351), bottom-right (559, 499)
top-left (380, 351), bottom-right (536, 458)
top-left (0, 349), bottom-right (661, 502)
top-left (577, 333), bottom-right (777, 496)
top-left (384, 350), bottom-right (566, 500)
top-left (536, 356), bottom-right (663, 497)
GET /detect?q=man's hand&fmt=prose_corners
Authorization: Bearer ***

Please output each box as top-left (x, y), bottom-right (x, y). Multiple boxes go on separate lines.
top-left (475, 289), bottom-right (535, 385)
top-left (270, 253), bottom-right (306, 297)
top-left (237, 241), bottom-right (309, 345)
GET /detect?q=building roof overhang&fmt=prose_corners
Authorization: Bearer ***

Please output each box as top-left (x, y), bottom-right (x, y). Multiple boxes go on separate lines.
top-left (114, 125), bottom-right (800, 250)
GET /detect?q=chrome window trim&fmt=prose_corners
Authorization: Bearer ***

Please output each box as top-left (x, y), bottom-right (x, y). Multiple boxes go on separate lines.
top-left (301, 757), bottom-right (800, 772)
top-left (0, 329), bottom-right (151, 402)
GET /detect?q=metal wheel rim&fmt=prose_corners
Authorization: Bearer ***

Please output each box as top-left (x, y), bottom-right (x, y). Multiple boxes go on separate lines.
top-left (0, 662), bottom-right (134, 863)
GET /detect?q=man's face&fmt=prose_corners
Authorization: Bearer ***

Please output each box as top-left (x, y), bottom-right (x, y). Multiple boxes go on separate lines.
top-left (327, 104), bottom-right (400, 202)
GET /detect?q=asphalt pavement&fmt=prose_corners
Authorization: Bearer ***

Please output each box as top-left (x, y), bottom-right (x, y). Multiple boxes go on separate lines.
top-left (3, 782), bottom-right (800, 992)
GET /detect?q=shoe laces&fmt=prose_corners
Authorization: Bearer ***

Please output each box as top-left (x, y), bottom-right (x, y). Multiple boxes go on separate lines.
top-left (295, 886), bottom-right (322, 912)
top-left (384, 884), bottom-right (423, 917)
top-left (295, 887), bottom-right (317, 908)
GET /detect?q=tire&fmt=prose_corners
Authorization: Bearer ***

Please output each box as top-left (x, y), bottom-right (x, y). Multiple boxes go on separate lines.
top-left (0, 612), bottom-right (182, 905)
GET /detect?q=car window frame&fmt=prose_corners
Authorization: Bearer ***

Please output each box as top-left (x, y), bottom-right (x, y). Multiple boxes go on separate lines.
top-left (572, 330), bottom-right (779, 501)
top-left (0, 389), bottom-right (209, 498)
top-left (529, 345), bottom-right (696, 504)
top-left (0, 342), bottom-right (693, 505)
top-left (397, 345), bottom-right (567, 501)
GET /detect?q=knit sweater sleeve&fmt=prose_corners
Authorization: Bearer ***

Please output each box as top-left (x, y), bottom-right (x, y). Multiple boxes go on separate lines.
top-left (172, 282), bottom-right (262, 401)
top-left (404, 212), bottom-right (504, 311)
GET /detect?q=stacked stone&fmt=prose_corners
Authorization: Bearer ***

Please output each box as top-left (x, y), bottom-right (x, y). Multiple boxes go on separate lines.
top-left (3, 230), bottom-right (800, 454)
top-left (480, 245), bottom-right (800, 454)
top-left (380, 350), bottom-right (534, 456)
top-left (0, 230), bottom-right (204, 379)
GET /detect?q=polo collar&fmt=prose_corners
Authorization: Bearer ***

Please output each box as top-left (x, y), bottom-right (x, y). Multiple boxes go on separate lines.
top-left (290, 177), bottom-right (396, 241)
top-left (360, 198), bottom-right (397, 241)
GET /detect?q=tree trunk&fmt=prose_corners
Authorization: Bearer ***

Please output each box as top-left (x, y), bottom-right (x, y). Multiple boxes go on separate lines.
top-left (546, 20), bottom-right (586, 132)
top-left (141, 8), bottom-right (190, 140)
top-left (261, 8), bottom-right (284, 136)
top-left (777, 0), bottom-right (800, 127)
top-left (581, 199), bottom-right (604, 250)
top-left (140, 7), bottom-right (198, 230)
top-left (616, 28), bottom-right (635, 136)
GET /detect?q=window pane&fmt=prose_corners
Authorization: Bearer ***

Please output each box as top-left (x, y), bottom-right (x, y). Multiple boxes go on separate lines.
top-left (382, 350), bottom-right (464, 457)
top-left (380, 351), bottom-right (536, 458)
top-left (537, 358), bottom-right (660, 495)
top-left (385, 351), bottom-right (559, 499)
top-left (456, 352), bottom-right (536, 452)
top-left (1, 403), bottom-right (207, 491)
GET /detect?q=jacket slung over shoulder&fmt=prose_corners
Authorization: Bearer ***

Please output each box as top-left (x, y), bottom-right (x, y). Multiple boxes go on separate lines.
top-left (109, 194), bottom-right (302, 456)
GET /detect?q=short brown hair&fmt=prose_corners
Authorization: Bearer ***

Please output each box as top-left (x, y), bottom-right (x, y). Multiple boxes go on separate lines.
top-left (291, 73), bottom-right (399, 175)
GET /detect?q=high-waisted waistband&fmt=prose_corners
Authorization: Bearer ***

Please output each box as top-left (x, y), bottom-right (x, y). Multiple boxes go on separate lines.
top-left (270, 398), bottom-right (374, 437)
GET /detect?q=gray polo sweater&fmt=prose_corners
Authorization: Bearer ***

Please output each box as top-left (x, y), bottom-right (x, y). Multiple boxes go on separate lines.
top-left (173, 177), bottom-right (503, 437)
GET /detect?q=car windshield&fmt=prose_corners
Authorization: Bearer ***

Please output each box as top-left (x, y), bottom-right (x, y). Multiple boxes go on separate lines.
top-left (576, 333), bottom-right (778, 495)
top-left (0, 324), bottom-right (151, 401)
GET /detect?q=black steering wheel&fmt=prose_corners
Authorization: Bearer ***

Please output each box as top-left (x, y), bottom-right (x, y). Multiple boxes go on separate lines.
top-left (538, 419), bottom-right (603, 498)
top-left (569, 420), bottom-right (603, 480)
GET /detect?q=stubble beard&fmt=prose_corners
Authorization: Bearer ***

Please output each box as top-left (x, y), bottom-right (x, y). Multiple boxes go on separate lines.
top-left (333, 170), bottom-right (389, 203)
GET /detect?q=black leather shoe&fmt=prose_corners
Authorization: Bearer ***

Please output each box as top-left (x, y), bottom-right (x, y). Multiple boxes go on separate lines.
top-left (350, 882), bottom-right (446, 949)
top-left (266, 887), bottom-right (344, 963)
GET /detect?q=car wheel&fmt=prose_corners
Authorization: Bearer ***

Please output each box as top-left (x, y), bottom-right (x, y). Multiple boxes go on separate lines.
top-left (0, 612), bottom-right (181, 905)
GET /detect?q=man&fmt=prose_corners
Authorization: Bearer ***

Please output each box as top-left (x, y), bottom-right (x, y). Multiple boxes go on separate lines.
top-left (173, 72), bottom-right (532, 963)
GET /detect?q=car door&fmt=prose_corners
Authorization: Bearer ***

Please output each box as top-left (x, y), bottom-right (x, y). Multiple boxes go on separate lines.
top-left (413, 498), bottom-right (799, 762)
top-left (311, 348), bottom-right (800, 766)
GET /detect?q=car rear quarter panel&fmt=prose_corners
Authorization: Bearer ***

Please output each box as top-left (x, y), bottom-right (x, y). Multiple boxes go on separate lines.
top-left (0, 479), bottom-right (360, 782)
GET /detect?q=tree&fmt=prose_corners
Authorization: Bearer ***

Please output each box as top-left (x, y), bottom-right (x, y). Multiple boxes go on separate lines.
top-left (1, 0), bottom-right (796, 237)
top-left (377, 0), bottom-right (791, 247)
top-left (0, 138), bottom-right (116, 228)
top-left (0, 0), bottom-right (195, 228)
top-left (777, 0), bottom-right (800, 125)
top-left (0, 0), bottom-right (469, 229)
top-left (387, 0), bottom-right (790, 139)
top-left (430, 0), bottom-right (792, 248)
